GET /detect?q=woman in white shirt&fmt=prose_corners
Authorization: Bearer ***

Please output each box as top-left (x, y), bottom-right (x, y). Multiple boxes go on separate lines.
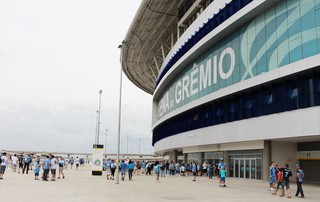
top-left (0, 152), bottom-right (8, 179)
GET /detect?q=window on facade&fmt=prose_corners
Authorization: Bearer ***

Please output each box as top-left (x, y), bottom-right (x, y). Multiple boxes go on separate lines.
top-left (153, 68), bottom-right (320, 146)
top-left (264, 93), bottom-right (273, 104)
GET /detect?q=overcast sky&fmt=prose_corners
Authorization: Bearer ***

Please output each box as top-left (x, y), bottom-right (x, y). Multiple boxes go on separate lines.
top-left (0, 0), bottom-right (154, 154)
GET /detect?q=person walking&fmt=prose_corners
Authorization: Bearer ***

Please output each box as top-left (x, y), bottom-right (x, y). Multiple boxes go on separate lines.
top-left (110, 159), bottom-right (116, 180)
top-left (146, 161), bottom-right (152, 176)
top-left (75, 157), bottom-right (80, 171)
top-left (128, 160), bottom-right (134, 180)
top-left (280, 163), bottom-right (293, 198)
top-left (0, 152), bottom-right (7, 179)
top-left (11, 154), bottom-right (18, 172)
top-left (272, 165), bottom-right (283, 196)
top-left (58, 157), bottom-right (65, 179)
top-left (295, 164), bottom-right (304, 198)
top-left (18, 155), bottom-right (23, 174)
top-left (70, 157), bottom-right (74, 169)
top-left (120, 160), bottom-right (127, 181)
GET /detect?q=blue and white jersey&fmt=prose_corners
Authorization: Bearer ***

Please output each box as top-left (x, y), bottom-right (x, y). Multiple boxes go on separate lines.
top-left (297, 169), bottom-right (304, 182)
top-left (43, 158), bottom-right (51, 169)
top-left (218, 162), bottom-right (226, 170)
top-left (269, 165), bottom-right (276, 177)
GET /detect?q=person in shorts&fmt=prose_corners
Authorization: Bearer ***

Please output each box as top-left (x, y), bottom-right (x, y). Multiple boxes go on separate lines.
top-left (280, 163), bottom-right (293, 198)
top-left (218, 158), bottom-right (227, 185)
top-left (34, 160), bottom-right (40, 180)
top-left (12, 154), bottom-right (18, 172)
top-left (269, 161), bottom-right (276, 191)
top-left (58, 157), bottom-right (65, 179)
top-left (50, 155), bottom-right (57, 181)
top-left (219, 166), bottom-right (227, 187)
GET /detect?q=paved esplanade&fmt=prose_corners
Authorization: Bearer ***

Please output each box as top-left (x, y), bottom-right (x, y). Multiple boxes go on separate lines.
top-left (0, 165), bottom-right (319, 202)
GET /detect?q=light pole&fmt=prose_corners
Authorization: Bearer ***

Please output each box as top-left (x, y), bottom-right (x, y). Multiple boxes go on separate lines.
top-left (116, 42), bottom-right (124, 184)
top-left (95, 110), bottom-right (99, 144)
top-left (139, 138), bottom-right (141, 155)
top-left (104, 129), bottom-right (108, 157)
top-left (127, 135), bottom-right (129, 157)
top-left (96, 90), bottom-right (103, 145)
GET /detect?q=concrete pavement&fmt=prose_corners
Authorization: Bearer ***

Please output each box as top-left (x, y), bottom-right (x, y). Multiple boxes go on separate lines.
top-left (0, 165), bottom-right (319, 202)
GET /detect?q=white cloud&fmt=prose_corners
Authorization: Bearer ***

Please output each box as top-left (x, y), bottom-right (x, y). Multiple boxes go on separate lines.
top-left (0, 0), bottom-right (153, 154)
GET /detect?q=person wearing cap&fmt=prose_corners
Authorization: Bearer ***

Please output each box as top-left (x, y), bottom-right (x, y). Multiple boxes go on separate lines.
top-left (295, 164), bottom-right (305, 198)
top-left (218, 157), bottom-right (227, 186)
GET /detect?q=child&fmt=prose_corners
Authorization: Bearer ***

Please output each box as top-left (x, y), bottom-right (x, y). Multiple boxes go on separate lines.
top-left (34, 160), bottom-right (40, 180)
top-left (219, 166), bottom-right (227, 187)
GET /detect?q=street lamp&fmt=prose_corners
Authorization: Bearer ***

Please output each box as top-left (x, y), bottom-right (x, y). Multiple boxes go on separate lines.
top-left (95, 110), bottom-right (99, 144)
top-left (127, 135), bottom-right (129, 157)
top-left (96, 90), bottom-right (103, 145)
top-left (116, 41), bottom-right (125, 184)
top-left (104, 129), bottom-right (108, 157)
top-left (139, 138), bottom-right (141, 155)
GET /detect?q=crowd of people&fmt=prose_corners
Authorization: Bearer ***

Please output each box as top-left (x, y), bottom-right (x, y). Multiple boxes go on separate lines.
top-left (269, 161), bottom-right (305, 199)
top-left (0, 152), bottom-right (85, 181)
top-left (102, 157), bottom-right (228, 187)
top-left (1, 151), bottom-right (308, 199)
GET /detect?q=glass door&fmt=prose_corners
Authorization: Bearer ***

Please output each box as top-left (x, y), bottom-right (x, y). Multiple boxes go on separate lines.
top-left (240, 159), bottom-right (244, 178)
top-left (251, 159), bottom-right (256, 179)
top-left (245, 159), bottom-right (250, 179)
top-left (235, 159), bottom-right (239, 177)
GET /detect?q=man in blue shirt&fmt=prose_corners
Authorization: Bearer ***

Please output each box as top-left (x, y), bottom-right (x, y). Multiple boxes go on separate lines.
top-left (120, 160), bottom-right (127, 181)
top-left (218, 157), bottom-right (227, 186)
top-left (42, 155), bottom-right (51, 181)
top-left (295, 164), bottom-right (304, 198)
top-left (269, 161), bottom-right (276, 191)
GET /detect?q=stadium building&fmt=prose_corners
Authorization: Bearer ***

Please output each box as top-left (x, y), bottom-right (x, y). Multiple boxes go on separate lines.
top-left (121, 0), bottom-right (320, 183)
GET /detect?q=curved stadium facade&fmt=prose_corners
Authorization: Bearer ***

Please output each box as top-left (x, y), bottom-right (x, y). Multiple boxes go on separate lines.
top-left (122, 0), bottom-right (320, 182)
